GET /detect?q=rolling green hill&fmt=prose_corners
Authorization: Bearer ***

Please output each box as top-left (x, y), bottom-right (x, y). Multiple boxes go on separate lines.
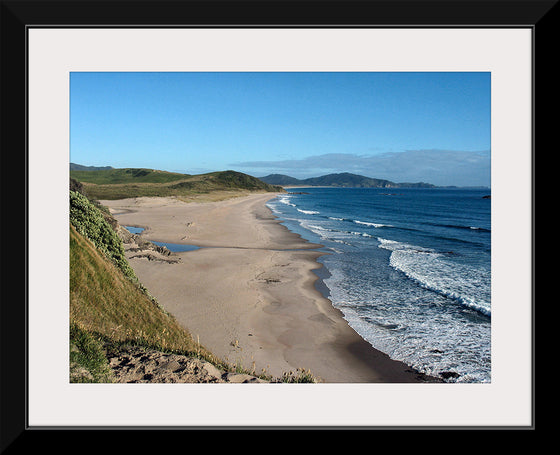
top-left (70, 166), bottom-right (190, 185)
top-left (70, 166), bottom-right (284, 200)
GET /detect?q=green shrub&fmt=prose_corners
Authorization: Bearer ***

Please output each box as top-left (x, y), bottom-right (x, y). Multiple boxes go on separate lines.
top-left (70, 323), bottom-right (114, 383)
top-left (70, 190), bottom-right (136, 280)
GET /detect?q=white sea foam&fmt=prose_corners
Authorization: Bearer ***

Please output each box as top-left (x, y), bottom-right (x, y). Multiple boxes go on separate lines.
top-left (300, 222), bottom-right (359, 246)
top-left (350, 231), bottom-right (373, 238)
top-left (299, 222), bottom-right (330, 241)
top-left (307, 224), bottom-right (328, 231)
top-left (297, 208), bottom-right (320, 215)
top-left (377, 237), bottom-right (491, 316)
top-left (300, 219), bottom-right (378, 242)
top-left (278, 195), bottom-right (296, 207)
top-left (324, 263), bottom-right (491, 382)
top-left (354, 220), bottom-right (391, 228)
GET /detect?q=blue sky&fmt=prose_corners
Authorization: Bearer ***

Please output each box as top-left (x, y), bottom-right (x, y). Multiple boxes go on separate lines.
top-left (70, 72), bottom-right (491, 186)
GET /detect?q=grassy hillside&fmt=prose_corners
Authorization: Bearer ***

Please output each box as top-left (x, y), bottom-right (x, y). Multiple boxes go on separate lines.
top-left (69, 190), bottom-right (225, 382)
top-left (71, 168), bottom-right (284, 200)
top-left (70, 224), bottom-right (223, 374)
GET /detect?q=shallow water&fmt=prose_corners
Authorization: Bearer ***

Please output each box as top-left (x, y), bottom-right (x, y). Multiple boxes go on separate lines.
top-left (150, 241), bottom-right (200, 253)
top-left (124, 226), bottom-right (200, 252)
top-left (124, 225), bottom-right (145, 234)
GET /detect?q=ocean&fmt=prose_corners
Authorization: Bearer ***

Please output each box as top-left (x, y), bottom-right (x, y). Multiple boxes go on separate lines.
top-left (266, 187), bottom-right (491, 383)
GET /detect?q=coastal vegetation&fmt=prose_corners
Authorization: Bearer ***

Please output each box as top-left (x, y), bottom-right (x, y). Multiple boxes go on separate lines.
top-left (69, 178), bottom-right (315, 383)
top-left (69, 189), bottom-right (224, 382)
top-left (70, 190), bottom-right (136, 280)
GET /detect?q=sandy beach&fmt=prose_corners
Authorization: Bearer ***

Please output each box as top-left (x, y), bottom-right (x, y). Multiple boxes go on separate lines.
top-left (100, 193), bottom-right (433, 382)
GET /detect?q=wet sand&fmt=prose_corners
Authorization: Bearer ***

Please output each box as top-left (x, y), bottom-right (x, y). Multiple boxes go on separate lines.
top-left (101, 193), bottom-right (435, 383)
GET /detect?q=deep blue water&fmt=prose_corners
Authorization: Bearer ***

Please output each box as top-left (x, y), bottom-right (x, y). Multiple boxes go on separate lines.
top-left (267, 187), bottom-right (491, 383)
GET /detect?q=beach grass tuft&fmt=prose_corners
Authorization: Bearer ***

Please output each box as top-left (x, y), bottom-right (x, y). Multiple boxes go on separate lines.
top-left (70, 322), bottom-right (115, 383)
top-left (280, 368), bottom-right (318, 383)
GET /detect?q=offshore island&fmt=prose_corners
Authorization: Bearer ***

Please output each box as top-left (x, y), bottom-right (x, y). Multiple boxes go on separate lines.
top-left (69, 165), bottom-right (440, 383)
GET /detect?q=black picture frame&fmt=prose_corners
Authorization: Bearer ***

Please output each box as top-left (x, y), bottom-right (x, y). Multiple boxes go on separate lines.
top-left (1, 0), bottom-right (550, 447)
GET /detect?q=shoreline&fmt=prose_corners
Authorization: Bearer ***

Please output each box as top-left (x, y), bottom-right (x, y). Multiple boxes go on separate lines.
top-left (101, 193), bottom-right (438, 383)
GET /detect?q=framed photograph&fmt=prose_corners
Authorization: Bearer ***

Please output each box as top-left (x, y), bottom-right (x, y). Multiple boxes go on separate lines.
top-left (2, 0), bottom-right (549, 444)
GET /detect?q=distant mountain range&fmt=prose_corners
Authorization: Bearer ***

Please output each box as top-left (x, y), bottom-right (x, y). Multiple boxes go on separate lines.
top-left (70, 163), bottom-right (114, 171)
top-left (258, 172), bottom-right (436, 188)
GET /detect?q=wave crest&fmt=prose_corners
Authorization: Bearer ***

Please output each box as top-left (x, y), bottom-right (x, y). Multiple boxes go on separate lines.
top-left (354, 220), bottom-right (392, 228)
top-left (377, 238), bottom-right (491, 317)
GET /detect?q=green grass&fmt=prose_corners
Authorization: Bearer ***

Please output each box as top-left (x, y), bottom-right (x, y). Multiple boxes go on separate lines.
top-left (70, 224), bottom-right (222, 362)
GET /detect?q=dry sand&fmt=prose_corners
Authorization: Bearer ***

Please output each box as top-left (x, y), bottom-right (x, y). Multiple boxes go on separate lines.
top-left (101, 193), bottom-right (435, 383)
